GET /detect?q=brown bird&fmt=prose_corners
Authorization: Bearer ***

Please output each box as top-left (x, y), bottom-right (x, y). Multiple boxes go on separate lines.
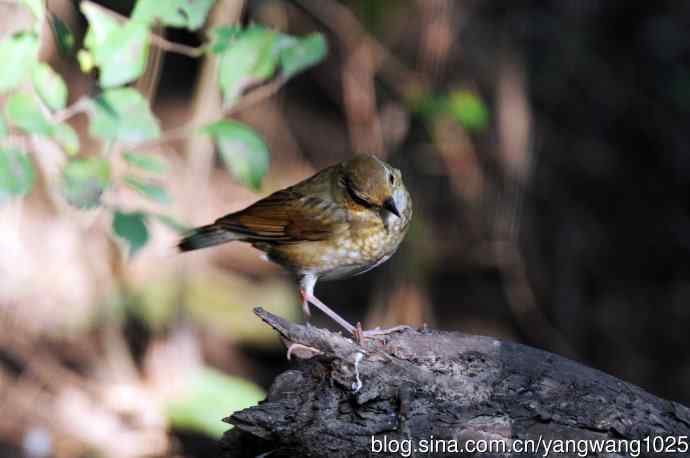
top-left (178, 154), bottom-right (412, 341)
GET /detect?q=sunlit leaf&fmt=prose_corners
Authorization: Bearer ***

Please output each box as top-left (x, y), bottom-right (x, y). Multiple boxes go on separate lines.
top-left (97, 22), bottom-right (150, 87)
top-left (82, 2), bottom-right (149, 87)
top-left (165, 367), bottom-right (265, 438)
top-left (77, 50), bottom-right (94, 73)
top-left (82, 2), bottom-right (118, 46)
top-left (21, 0), bottom-right (44, 23)
top-left (49, 13), bottom-right (75, 55)
top-left (0, 32), bottom-right (40, 93)
top-left (203, 120), bottom-right (270, 191)
top-left (279, 33), bottom-right (327, 79)
top-left (113, 210), bottom-right (149, 256)
top-left (218, 26), bottom-right (280, 106)
top-left (52, 123), bottom-right (80, 156)
top-left (32, 63), bottom-right (68, 111)
top-left (132, 0), bottom-right (214, 31)
top-left (0, 147), bottom-right (35, 204)
top-left (88, 88), bottom-right (160, 143)
top-left (208, 25), bottom-right (241, 54)
top-left (61, 157), bottom-right (110, 208)
top-left (124, 175), bottom-right (171, 204)
top-left (5, 92), bottom-right (53, 136)
top-left (123, 151), bottom-right (167, 173)
top-left (448, 89), bottom-right (489, 132)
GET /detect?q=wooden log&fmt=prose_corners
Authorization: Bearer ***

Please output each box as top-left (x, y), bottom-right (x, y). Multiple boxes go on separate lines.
top-left (221, 308), bottom-right (690, 457)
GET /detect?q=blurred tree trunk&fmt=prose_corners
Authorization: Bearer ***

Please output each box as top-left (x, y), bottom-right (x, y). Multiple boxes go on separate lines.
top-left (221, 309), bottom-right (690, 457)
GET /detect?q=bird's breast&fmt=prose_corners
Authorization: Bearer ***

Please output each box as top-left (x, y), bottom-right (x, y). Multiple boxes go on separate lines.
top-left (263, 204), bottom-right (410, 280)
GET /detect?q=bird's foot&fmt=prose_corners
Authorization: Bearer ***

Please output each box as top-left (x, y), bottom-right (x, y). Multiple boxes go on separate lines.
top-left (353, 322), bottom-right (412, 344)
top-left (283, 339), bottom-right (322, 360)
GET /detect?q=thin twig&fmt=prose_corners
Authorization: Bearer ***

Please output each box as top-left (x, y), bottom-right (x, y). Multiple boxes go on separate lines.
top-left (132, 123), bottom-right (195, 150)
top-left (53, 98), bottom-right (88, 123)
top-left (225, 76), bottom-right (287, 115)
top-left (132, 78), bottom-right (290, 150)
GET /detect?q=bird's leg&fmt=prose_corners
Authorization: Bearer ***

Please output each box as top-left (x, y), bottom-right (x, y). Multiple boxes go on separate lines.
top-left (301, 289), bottom-right (356, 335)
top-left (299, 290), bottom-right (311, 318)
top-left (298, 275), bottom-right (407, 343)
top-left (299, 274), bottom-right (356, 335)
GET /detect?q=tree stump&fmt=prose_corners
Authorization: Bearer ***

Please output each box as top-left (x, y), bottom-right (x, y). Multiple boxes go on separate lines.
top-left (221, 308), bottom-right (690, 457)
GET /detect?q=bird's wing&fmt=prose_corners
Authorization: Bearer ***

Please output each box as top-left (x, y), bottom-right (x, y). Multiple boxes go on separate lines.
top-left (215, 188), bottom-right (345, 242)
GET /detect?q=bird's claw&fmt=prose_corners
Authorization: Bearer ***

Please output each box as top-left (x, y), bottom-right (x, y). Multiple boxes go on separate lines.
top-left (353, 323), bottom-right (412, 344)
top-left (363, 324), bottom-right (413, 337)
top-left (285, 342), bottom-right (322, 360)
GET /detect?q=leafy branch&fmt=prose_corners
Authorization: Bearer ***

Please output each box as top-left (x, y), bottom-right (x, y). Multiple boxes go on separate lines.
top-left (0, 0), bottom-right (327, 255)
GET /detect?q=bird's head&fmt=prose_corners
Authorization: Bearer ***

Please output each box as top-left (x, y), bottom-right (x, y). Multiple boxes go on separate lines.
top-left (340, 154), bottom-right (409, 220)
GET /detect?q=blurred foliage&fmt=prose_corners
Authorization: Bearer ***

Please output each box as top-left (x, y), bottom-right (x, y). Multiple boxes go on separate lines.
top-left (0, 1), bottom-right (328, 447)
top-left (166, 367), bottom-right (265, 438)
top-left (204, 120), bottom-right (270, 191)
top-left (32, 63), bottom-right (67, 111)
top-left (132, 271), bottom-right (299, 346)
top-left (61, 157), bottom-right (110, 208)
top-left (0, 32), bottom-right (39, 93)
top-left (447, 90), bottom-right (490, 132)
top-left (413, 88), bottom-right (490, 133)
top-left (113, 210), bottom-right (149, 256)
top-left (0, 147), bottom-right (34, 203)
top-left (214, 24), bottom-right (327, 106)
top-left (0, 0), bottom-right (327, 260)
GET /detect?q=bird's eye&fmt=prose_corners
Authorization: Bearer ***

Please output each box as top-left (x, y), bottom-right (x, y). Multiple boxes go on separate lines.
top-left (388, 173), bottom-right (395, 185)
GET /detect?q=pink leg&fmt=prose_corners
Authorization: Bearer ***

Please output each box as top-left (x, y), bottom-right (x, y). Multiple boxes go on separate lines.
top-left (297, 274), bottom-right (408, 342)
top-left (300, 288), bottom-right (356, 335)
top-left (300, 290), bottom-right (311, 318)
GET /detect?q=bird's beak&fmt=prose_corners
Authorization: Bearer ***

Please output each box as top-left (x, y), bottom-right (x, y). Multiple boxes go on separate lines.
top-left (383, 197), bottom-right (401, 217)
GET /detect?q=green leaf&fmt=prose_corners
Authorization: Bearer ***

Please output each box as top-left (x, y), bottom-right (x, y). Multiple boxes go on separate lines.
top-left (447, 89), bottom-right (490, 132)
top-left (5, 92), bottom-right (53, 136)
top-left (61, 157), bottom-right (110, 208)
top-left (88, 88), bottom-right (160, 143)
top-left (279, 33), bottom-right (327, 79)
top-left (208, 25), bottom-right (241, 54)
top-left (113, 210), bottom-right (149, 256)
top-left (203, 120), bottom-right (270, 191)
top-left (0, 32), bottom-right (40, 93)
top-left (218, 26), bottom-right (281, 106)
top-left (77, 50), bottom-right (94, 73)
top-left (81, 2), bottom-right (119, 51)
top-left (52, 123), bottom-right (80, 156)
top-left (97, 22), bottom-right (150, 87)
top-left (82, 3), bottom-right (150, 87)
top-left (132, 0), bottom-right (215, 31)
top-left (0, 118), bottom-right (7, 139)
top-left (124, 175), bottom-right (171, 204)
top-left (21, 0), bottom-right (44, 24)
top-left (0, 147), bottom-right (35, 204)
top-left (123, 152), bottom-right (167, 173)
top-left (165, 367), bottom-right (265, 438)
top-left (49, 14), bottom-right (76, 55)
top-left (32, 63), bottom-right (68, 111)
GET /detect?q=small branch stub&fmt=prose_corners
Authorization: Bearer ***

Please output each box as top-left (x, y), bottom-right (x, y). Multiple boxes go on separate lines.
top-left (221, 308), bottom-right (690, 457)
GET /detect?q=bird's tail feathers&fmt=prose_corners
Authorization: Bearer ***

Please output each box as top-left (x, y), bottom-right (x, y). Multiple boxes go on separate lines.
top-left (178, 223), bottom-right (238, 252)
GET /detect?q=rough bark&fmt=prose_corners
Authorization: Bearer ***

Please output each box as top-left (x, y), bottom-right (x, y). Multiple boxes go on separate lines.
top-left (221, 308), bottom-right (690, 457)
